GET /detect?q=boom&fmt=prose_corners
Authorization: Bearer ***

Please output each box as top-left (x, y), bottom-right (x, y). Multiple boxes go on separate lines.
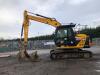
top-left (22, 10), bottom-right (61, 46)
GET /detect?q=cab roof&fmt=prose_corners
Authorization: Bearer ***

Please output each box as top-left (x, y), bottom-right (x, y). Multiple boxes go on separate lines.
top-left (57, 25), bottom-right (75, 29)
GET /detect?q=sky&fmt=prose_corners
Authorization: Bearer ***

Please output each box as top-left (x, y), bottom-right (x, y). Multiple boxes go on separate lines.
top-left (0, 0), bottom-right (100, 39)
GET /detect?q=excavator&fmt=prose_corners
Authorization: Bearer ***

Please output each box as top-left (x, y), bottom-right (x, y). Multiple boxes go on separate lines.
top-left (18, 10), bottom-right (92, 60)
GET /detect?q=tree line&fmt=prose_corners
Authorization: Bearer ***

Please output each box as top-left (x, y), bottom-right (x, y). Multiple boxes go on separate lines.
top-left (80, 26), bottom-right (100, 38)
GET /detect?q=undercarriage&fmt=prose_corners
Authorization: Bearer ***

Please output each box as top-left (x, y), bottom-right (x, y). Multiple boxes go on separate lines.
top-left (50, 48), bottom-right (92, 60)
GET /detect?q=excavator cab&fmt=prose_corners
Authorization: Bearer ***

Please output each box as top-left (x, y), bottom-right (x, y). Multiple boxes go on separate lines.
top-left (50, 24), bottom-right (92, 59)
top-left (54, 25), bottom-right (76, 47)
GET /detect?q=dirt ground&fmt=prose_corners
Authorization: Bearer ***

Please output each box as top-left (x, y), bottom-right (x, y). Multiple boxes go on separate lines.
top-left (0, 46), bottom-right (100, 75)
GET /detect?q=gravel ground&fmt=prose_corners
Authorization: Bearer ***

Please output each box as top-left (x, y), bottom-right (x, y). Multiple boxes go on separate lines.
top-left (0, 46), bottom-right (100, 75)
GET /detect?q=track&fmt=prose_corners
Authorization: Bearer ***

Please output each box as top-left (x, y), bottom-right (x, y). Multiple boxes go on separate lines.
top-left (50, 49), bottom-right (92, 59)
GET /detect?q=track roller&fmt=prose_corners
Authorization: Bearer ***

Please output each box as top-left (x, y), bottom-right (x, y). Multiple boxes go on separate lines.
top-left (82, 51), bottom-right (92, 58)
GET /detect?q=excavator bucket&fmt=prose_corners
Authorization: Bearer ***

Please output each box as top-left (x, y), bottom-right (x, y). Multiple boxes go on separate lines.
top-left (17, 39), bottom-right (39, 61)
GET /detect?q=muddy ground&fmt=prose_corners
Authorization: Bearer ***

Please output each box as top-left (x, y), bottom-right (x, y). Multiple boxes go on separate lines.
top-left (0, 46), bottom-right (100, 75)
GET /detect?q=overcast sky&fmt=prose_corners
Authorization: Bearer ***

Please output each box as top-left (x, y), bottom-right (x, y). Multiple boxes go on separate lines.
top-left (0, 0), bottom-right (100, 39)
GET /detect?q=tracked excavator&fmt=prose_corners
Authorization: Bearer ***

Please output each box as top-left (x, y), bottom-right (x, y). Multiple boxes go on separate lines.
top-left (18, 10), bottom-right (92, 60)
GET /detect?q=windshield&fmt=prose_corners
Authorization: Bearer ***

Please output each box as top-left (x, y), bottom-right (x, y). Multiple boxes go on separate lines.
top-left (56, 28), bottom-right (73, 38)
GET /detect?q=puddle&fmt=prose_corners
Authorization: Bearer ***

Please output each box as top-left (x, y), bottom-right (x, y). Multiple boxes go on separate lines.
top-left (95, 70), bottom-right (100, 72)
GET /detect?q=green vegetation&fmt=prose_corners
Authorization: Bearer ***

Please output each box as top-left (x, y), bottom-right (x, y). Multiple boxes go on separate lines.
top-left (80, 26), bottom-right (100, 38)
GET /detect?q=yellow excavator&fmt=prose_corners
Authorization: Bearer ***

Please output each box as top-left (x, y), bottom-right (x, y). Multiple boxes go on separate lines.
top-left (18, 10), bottom-right (92, 60)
